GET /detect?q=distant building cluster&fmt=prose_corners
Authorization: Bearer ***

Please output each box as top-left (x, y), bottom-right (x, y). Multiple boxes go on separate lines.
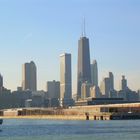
top-left (0, 30), bottom-right (140, 109)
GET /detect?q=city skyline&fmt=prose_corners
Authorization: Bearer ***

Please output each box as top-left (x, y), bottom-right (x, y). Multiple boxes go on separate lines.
top-left (0, 0), bottom-right (140, 91)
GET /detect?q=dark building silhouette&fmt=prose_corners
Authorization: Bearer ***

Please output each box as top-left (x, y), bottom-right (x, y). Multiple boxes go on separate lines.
top-left (0, 74), bottom-right (3, 91)
top-left (46, 80), bottom-right (60, 107)
top-left (109, 72), bottom-right (114, 90)
top-left (22, 61), bottom-right (37, 91)
top-left (77, 35), bottom-right (91, 100)
top-left (46, 80), bottom-right (60, 99)
top-left (121, 75), bottom-right (127, 90)
top-left (91, 60), bottom-right (98, 86)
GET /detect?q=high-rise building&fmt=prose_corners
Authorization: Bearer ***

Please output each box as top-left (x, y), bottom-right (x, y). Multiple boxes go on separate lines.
top-left (60, 53), bottom-right (72, 100)
top-left (81, 81), bottom-right (91, 99)
top-left (22, 61), bottom-right (37, 91)
top-left (91, 60), bottom-right (98, 86)
top-left (109, 72), bottom-right (114, 90)
top-left (77, 34), bottom-right (91, 100)
top-left (121, 75), bottom-right (127, 90)
top-left (0, 74), bottom-right (3, 91)
top-left (100, 77), bottom-right (110, 98)
top-left (100, 72), bottom-right (115, 98)
top-left (90, 85), bottom-right (101, 98)
top-left (46, 80), bottom-right (60, 99)
top-left (0, 74), bottom-right (3, 88)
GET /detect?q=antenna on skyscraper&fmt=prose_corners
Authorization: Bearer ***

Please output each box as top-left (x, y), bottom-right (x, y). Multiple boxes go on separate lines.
top-left (81, 17), bottom-right (86, 37)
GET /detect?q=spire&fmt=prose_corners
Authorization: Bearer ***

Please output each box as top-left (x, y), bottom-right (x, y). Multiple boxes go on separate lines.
top-left (81, 17), bottom-right (86, 37)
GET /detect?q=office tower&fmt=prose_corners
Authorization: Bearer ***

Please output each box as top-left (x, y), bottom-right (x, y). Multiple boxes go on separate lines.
top-left (77, 33), bottom-right (91, 100)
top-left (0, 74), bottom-right (3, 92)
top-left (60, 53), bottom-right (72, 99)
top-left (109, 72), bottom-right (114, 90)
top-left (0, 74), bottom-right (3, 88)
top-left (91, 60), bottom-right (98, 86)
top-left (90, 85), bottom-right (101, 98)
top-left (22, 61), bottom-right (37, 91)
top-left (81, 81), bottom-right (91, 99)
top-left (121, 75), bottom-right (127, 90)
top-left (46, 80), bottom-right (60, 99)
top-left (100, 77), bottom-right (110, 98)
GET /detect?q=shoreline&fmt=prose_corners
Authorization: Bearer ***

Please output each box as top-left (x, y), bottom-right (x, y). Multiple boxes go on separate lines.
top-left (1, 115), bottom-right (89, 120)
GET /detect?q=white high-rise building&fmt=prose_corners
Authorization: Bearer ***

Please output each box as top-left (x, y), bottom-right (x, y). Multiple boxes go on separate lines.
top-left (60, 53), bottom-right (72, 99)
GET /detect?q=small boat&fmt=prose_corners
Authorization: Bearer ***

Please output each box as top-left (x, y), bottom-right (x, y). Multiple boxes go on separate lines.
top-left (0, 119), bottom-right (3, 125)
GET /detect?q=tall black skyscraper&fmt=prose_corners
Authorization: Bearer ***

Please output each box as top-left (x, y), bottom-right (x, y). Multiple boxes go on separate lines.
top-left (22, 61), bottom-right (37, 91)
top-left (77, 30), bottom-right (91, 99)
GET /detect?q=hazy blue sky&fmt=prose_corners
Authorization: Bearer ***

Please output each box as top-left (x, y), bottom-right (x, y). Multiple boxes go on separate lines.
top-left (0, 0), bottom-right (140, 92)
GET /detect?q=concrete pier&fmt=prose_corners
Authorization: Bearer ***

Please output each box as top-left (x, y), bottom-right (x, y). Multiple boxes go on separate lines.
top-left (1, 103), bottom-right (140, 120)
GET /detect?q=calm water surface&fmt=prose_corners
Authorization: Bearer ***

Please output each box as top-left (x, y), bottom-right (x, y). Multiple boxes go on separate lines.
top-left (0, 119), bottom-right (140, 140)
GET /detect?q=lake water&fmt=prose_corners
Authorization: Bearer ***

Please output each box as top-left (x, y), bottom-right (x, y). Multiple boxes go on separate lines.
top-left (0, 119), bottom-right (140, 140)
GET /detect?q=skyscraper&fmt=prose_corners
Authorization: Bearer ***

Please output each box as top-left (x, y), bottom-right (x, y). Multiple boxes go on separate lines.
top-left (90, 86), bottom-right (101, 98)
top-left (46, 80), bottom-right (60, 99)
top-left (22, 61), bottom-right (37, 91)
top-left (0, 74), bottom-right (3, 91)
top-left (81, 81), bottom-right (91, 99)
top-left (91, 60), bottom-right (98, 86)
top-left (60, 53), bottom-right (72, 99)
top-left (0, 74), bottom-right (3, 88)
top-left (77, 35), bottom-right (91, 99)
top-left (121, 75), bottom-right (127, 90)
top-left (100, 77), bottom-right (110, 98)
top-left (109, 72), bottom-right (114, 90)
top-left (100, 72), bottom-right (115, 98)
